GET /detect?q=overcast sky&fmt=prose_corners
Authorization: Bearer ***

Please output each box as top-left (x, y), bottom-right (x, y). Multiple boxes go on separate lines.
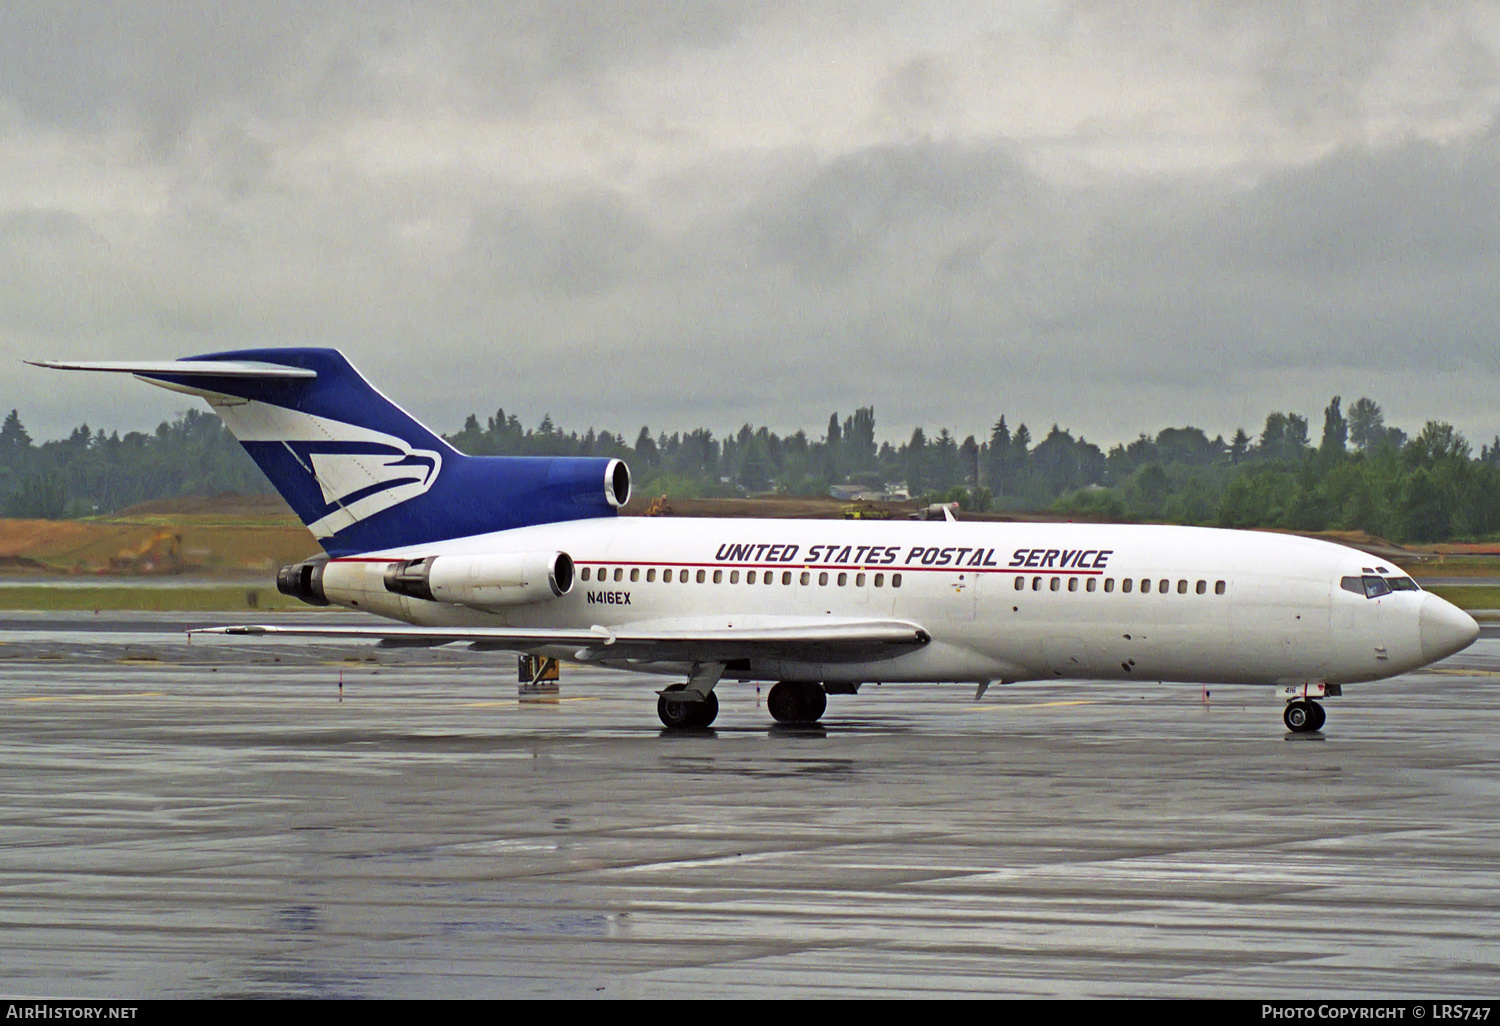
top-left (3, 1), bottom-right (1499, 452)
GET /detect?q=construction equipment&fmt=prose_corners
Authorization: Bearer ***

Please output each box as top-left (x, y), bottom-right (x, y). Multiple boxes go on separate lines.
top-left (109, 529), bottom-right (184, 573)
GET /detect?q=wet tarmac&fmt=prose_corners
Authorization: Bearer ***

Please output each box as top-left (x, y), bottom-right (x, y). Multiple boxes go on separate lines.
top-left (1, 611), bottom-right (1497, 998)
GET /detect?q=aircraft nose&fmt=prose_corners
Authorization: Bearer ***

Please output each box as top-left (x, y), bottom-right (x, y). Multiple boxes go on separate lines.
top-left (1420, 594), bottom-right (1480, 663)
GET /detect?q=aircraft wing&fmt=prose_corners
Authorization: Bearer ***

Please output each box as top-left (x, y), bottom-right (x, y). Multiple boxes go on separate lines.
top-left (192, 616), bottom-right (931, 663)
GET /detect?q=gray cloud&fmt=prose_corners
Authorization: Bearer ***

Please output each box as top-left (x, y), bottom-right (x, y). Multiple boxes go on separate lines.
top-left (3, 2), bottom-right (1499, 451)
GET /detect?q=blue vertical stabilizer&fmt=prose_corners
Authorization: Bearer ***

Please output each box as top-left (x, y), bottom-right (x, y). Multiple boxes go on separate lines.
top-left (106, 348), bottom-right (631, 555)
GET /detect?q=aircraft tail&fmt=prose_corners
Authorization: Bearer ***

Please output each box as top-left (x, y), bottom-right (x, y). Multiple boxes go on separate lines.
top-left (31, 349), bottom-right (630, 556)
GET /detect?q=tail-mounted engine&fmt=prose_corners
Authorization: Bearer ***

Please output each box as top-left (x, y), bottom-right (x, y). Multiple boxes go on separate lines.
top-left (276, 558), bottom-right (330, 606)
top-left (382, 551), bottom-right (575, 608)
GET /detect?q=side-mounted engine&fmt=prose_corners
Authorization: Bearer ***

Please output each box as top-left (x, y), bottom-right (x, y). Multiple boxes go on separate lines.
top-left (276, 550), bottom-right (576, 610)
top-left (276, 558), bottom-right (330, 606)
top-left (382, 551), bottom-right (575, 608)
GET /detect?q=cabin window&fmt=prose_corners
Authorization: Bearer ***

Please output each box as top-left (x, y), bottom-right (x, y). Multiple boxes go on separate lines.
top-left (1032, 577), bottom-right (1042, 591)
top-left (746, 570), bottom-right (757, 584)
top-left (837, 573), bottom-right (847, 586)
top-left (693, 569), bottom-right (703, 583)
top-left (1086, 578), bottom-right (1097, 592)
top-left (856, 573), bottom-right (866, 586)
top-left (765, 572), bottom-right (774, 586)
top-left (1196, 580), bottom-right (1206, 594)
top-left (800, 571), bottom-right (810, 585)
top-left (647, 568), bottom-right (656, 582)
top-left (892, 573), bottom-right (902, 587)
top-left (1215, 581), bottom-right (1226, 595)
top-left (1068, 577), bottom-right (1078, 592)
top-left (1104, 578), bottom-right (1114, 592)
top-left (629, 568), bottom-right (639, 582)
top-left (782, 571), bottom-right (793, 585)
top-left (818, 572), bottom-right (828, 586)
top-left (1177, 580), bottom-right (1187, 594)
top-left (713, 570), bottom-right (723, 584)
top-left (1050, 577), bottom-right (1060, 592)
top-left (661, 569), bottom-right (672, 583)
top-left (580, 568), bottom-right (591, 582)
top-left (874, 573), bottom-right (885, 587)
top-left (1362, 575), bottom-right (1391, 598)
top-left (1014, 576), bottom-right (1025, 591)
top-left (1122, 579), bottom-right (1133, 593)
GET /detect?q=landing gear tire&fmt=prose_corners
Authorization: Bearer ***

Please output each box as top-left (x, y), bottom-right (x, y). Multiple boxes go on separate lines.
top-left (1284, 699), bottom-right (1324, 733)
top-left (658, 684), bottom-right (718, 729)
top-left (767, 681), bottom-right (826, 724)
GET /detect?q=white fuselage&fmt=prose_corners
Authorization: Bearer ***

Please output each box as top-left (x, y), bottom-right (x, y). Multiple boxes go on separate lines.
top-left (311, 518), bottom-right (1477, 689)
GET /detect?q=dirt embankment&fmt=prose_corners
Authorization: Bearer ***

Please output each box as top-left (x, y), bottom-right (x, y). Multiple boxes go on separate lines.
top-left (0, 494), bottom-right (318, 576)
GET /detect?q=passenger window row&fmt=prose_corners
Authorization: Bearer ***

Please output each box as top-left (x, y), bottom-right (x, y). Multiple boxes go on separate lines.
top-left (579, 566), bottom-right (903, 588)
top-left (1013, 575), bottom-right (1227, 595)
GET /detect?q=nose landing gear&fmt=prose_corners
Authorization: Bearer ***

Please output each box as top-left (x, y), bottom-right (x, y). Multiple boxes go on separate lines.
top-left (1283, 699), bottom-right (1326, 733)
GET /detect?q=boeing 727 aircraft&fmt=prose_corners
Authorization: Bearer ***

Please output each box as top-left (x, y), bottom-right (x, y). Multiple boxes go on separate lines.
top-left (35, 349), bottom-right (1479, 732)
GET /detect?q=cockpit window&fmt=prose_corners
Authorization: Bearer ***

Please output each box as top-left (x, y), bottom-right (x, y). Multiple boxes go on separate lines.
top-left (1344, 575), bottom-right (1404, 598)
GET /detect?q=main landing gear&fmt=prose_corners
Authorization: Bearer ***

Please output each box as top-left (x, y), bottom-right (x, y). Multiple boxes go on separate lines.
top-left (657, 663), bottom-right (725, 730)
top-left (656, 678), bottom-right (832, 729)
top-left (1283, 699), bottom-right (1326, 733)
top-left (657, 684), bottom-right (719, 729)
top-left (767, 681), bottom-right (826, 725)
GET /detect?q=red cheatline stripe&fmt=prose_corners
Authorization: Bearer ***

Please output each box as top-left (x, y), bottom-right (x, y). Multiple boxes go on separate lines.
top-left (330, 555), bottom-right (1104, 575)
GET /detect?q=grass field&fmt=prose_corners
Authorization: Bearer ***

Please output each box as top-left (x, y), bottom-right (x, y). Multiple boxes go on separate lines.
top-left (1425, 586), bottom-right (1500, 614)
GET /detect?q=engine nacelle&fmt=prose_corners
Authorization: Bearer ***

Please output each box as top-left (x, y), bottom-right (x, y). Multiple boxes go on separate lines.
top-left (383, 551), bottom-right (574, 608)
top-left (276, 558), bottom-right (330, 606)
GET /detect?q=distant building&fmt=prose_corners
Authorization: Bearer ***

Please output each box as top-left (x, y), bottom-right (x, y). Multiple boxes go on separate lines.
top-left (829, 482), bottom-right (911, 502)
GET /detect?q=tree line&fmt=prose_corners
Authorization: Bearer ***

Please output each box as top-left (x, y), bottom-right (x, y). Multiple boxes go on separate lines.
top-left (3, 397), bottom-right (1498, 543)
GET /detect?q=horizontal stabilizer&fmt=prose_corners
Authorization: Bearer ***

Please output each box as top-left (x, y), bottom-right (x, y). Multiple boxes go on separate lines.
top-left (27, 359), bottom-right (317, 379)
